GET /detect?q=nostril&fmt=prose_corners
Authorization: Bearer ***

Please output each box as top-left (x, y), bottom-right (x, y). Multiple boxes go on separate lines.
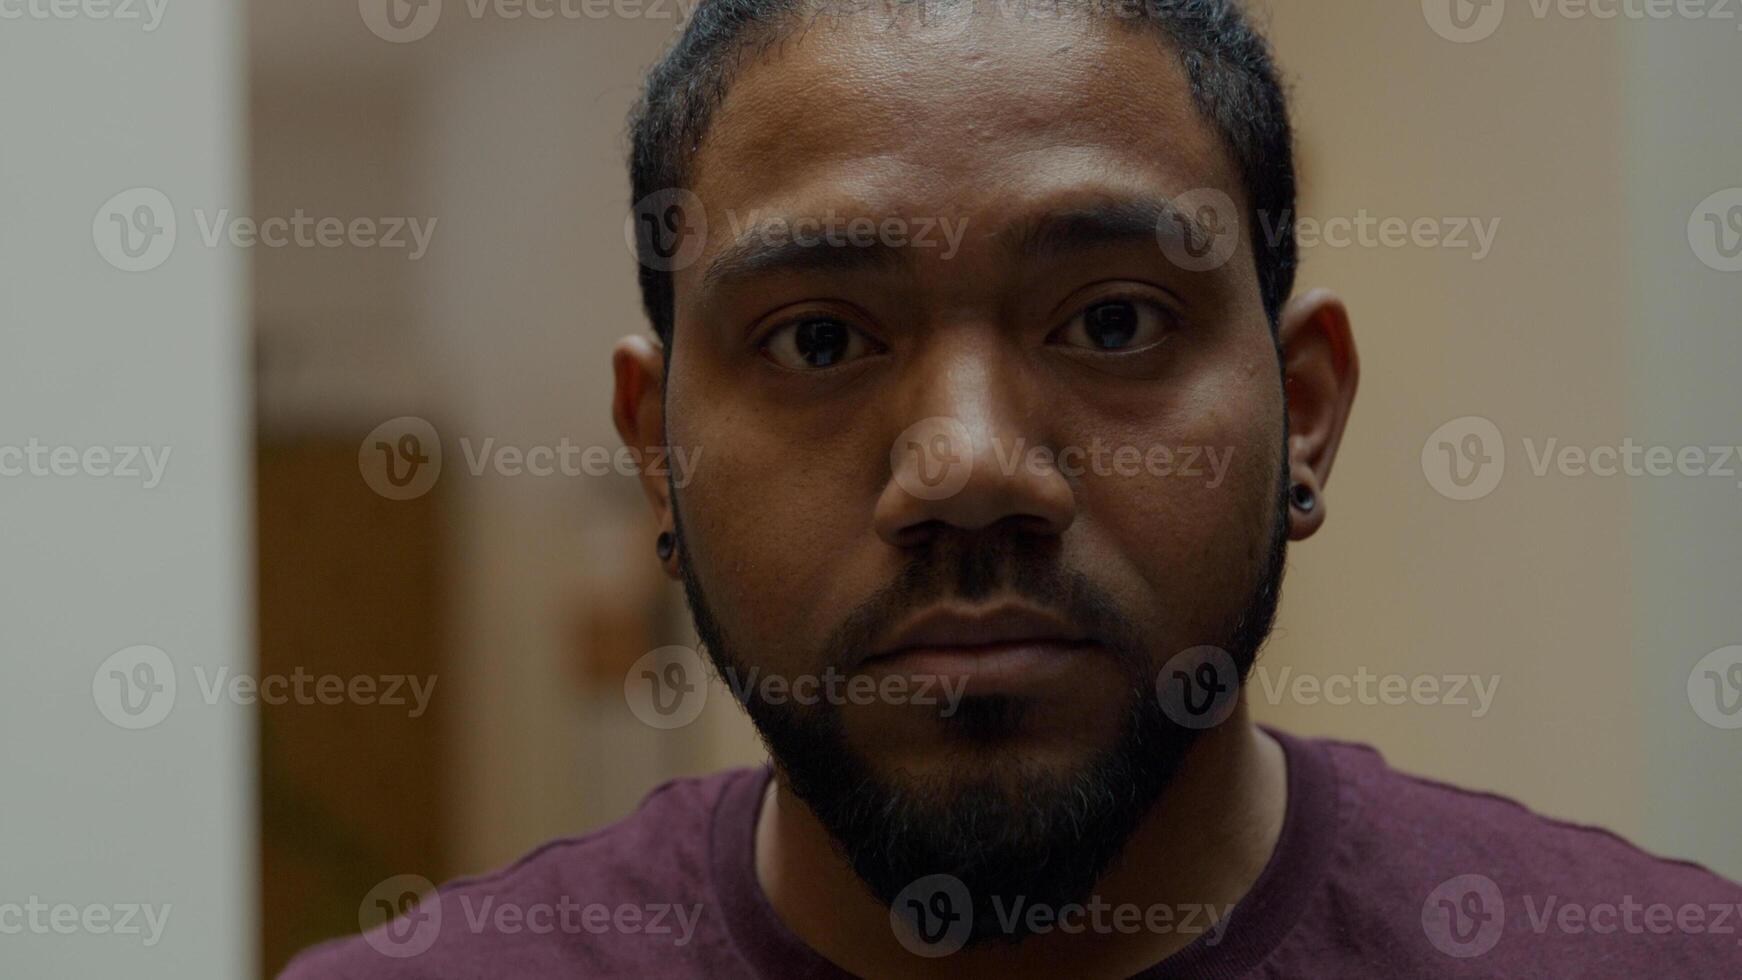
top-left (889, 518), bottom-right (950, 550)
top-left (1006, 512), bottom-right (1064, 537)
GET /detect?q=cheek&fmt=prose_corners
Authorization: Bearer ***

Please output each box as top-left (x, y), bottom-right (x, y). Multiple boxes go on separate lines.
top-left (1070, 372), bottom-right (1283, 644)
top-left (667, 367), bottom-right (884, 661)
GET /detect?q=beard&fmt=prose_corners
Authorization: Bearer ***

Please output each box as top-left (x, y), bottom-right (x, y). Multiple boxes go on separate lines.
top-left (669, 453), bottom-right (1291, 947)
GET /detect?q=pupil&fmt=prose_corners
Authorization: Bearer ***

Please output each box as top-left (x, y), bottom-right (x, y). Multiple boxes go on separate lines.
top-left (1085, 302), bottom-right (1138, 349)
top-left (795, 319), bottom-right (850, 367)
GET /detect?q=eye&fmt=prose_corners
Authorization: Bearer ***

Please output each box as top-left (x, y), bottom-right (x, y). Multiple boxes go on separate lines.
top-left (760, 315), bottom-right (882, 370)
top-left (1052, 297), bottom-right (1175, 353)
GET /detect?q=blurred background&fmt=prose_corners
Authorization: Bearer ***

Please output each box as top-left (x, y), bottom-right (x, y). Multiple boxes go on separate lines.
top-left (4, 0), bottom-right (1740, 976)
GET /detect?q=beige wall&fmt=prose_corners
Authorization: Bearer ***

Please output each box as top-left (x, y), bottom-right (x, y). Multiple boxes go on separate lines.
top-left (1259, 1), bottom-right (1742, 879)
top-left (1256, 1), bottom-right (1639, 829)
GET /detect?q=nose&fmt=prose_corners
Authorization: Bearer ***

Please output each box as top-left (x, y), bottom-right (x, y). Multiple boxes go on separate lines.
top-left (873, 346), bottom-right (1077, 548)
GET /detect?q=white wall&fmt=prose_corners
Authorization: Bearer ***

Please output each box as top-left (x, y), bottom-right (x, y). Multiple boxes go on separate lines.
top-left (1625, 18), bottom-right (1742, 877)
top-left (0, 4), bottom-right (253, 977)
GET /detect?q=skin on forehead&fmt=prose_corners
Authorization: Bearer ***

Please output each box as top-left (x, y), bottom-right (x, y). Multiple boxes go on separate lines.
top-left (675, 8), bottom-right (1259, 331)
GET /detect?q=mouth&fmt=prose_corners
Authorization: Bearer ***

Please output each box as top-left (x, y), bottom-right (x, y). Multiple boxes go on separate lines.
top-left (860, 602), bottom-right (1102, 694)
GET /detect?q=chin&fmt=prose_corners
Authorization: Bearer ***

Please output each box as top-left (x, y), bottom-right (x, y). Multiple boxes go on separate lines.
top-left (844, 698), bottom-right (1132, 784)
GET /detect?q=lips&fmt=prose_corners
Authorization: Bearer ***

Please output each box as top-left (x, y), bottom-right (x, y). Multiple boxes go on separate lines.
top-left (860, 603), bottom-right (1100, 694)
top-left (869, 603), bottom-right (1092, 659)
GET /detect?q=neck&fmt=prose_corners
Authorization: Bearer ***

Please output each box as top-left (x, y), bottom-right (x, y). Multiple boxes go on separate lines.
top-left (755, 710), bottom-right (1288, 980)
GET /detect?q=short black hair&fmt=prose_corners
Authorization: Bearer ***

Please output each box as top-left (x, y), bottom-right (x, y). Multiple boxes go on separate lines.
top-left (627, 0), bottom-right (1297, 343)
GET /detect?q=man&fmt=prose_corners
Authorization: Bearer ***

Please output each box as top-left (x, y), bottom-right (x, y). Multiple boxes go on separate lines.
top-left (286, 0), bottom-right (1742, 976)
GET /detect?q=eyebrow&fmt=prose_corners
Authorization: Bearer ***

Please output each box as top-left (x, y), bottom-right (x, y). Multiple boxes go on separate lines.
top-left (695, 194), bottom-right (1214, 299)
top-left (700, 225), bottom-right (907, 298)
top-left (1011, 196), bottom-right (1207, 260)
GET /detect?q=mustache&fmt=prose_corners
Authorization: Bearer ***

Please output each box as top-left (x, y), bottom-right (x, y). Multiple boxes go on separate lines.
top-left (821, 535), bottom-right (1148, 674)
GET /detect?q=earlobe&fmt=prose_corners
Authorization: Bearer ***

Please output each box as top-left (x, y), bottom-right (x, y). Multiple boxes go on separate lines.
top-left (1278, 288), bottom-right (1359, 541)
top-left (611, 334), bottom-right (680, 574)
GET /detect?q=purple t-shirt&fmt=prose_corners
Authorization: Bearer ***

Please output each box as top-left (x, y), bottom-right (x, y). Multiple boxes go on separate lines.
top-left (281, 729), bottom-right (1742, 977)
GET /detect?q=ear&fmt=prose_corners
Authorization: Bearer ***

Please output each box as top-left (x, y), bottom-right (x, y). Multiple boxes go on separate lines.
top-left (612, 333), bottom-right (680, 577)
top-left (1278, 288), bottom-right (1359, 540)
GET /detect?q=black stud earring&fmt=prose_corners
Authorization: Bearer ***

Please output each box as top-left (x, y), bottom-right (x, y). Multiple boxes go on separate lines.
top-left (1290, 483), bottom-right (1316, 513)
top-left (656, 531), bottom-right (675, 562)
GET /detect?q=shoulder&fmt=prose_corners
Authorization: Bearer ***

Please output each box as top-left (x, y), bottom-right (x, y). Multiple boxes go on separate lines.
top-left (1300, 735), bottom-right (1742, 974)
top-left (277, 767), bottom-right (764, 980)
top-left (1320, 736), bottom-right (1736, 894)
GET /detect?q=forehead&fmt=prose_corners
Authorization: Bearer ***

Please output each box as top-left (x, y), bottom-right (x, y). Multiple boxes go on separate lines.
top-left (687, 7), bottom-right (1239, 225)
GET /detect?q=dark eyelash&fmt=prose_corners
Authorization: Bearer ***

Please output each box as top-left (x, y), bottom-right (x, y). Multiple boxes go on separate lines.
top-left (1060, 292), bottom-right (1181, 338)
top-left (755, 316), bottom-right (888, 372)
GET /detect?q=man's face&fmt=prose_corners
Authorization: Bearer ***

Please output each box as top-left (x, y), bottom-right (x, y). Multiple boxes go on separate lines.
top-left (646, 4), bottom-right (1292, 919)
